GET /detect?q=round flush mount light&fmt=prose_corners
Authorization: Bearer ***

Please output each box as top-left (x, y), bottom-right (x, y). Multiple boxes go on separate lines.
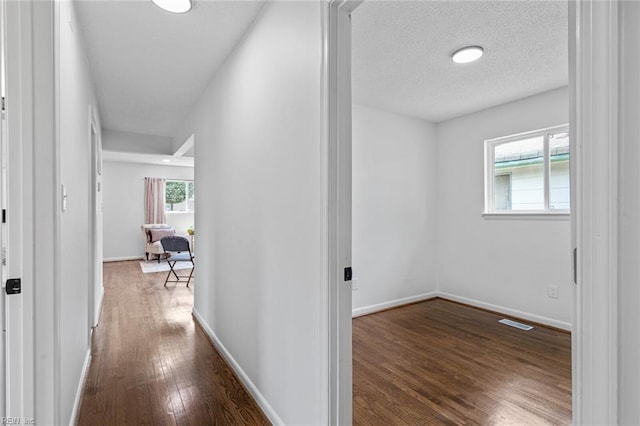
top-left (451, 46), bottom-right (484, 64)
top-left (151, 0), bottom-right (192, 14)
top-left (162, 158), bottom-right (172, 163)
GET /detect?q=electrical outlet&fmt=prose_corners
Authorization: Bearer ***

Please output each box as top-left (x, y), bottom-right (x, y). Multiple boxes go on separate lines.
top-left (352, 278), bottom-right (358, 291)
top-left (547, 284), bottom-right (559, 299)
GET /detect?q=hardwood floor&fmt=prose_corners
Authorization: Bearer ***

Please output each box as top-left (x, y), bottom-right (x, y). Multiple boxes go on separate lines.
top-left (353, 298), bottom-right (572, 425)
top-left (79, 262), bottom-right (570, 425)
top-left (77, 261), bottom-right (269, 425)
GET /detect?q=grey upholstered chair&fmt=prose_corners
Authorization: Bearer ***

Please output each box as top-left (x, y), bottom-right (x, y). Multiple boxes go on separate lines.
top-left (160, 236), bottom-right (194, 287)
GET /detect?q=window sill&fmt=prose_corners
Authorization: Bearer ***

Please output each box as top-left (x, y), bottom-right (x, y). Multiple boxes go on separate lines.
top-left (165, 211), bottom-right (193, 214)
top-left (482, 212), bottom-right (570, 221)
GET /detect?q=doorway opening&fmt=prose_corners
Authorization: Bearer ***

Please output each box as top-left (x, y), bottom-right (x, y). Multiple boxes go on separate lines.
top-left (88, 108), bottom-right (102, 339)
top-left (332, 0), bottom-right (575, 423)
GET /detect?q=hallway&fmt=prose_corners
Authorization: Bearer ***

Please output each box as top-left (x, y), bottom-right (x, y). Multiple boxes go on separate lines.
top-left (77, 261), bottom-right (269, 425)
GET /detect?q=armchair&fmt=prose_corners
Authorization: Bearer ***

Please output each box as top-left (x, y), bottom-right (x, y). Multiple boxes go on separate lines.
top-left (141, 224), bottom-right (175, 262)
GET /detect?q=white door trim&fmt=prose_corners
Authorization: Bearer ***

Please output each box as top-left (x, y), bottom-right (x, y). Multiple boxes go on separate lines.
top-left (0, 0), bottom-right (7, 416)
top-left (617, 2), bottom-right (640, 422)
top-left (5, 0), bottom-right (59, 422)
top-left (3, 0), bottom-right (39, 420)
top-left (323, 1), bottom-right (362, 424)
top-left (572, 1), bottom-right (619, 424)
top-left (88, 105), bottom-right (101, 332)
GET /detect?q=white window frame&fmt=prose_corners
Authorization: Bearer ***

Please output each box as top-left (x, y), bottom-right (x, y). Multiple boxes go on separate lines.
top-left (164, 179), bottom-right (194, 213)
top-left (483, 124), bottom-right (570, 218)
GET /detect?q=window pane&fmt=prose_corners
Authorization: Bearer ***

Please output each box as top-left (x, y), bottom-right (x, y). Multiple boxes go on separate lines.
top-left (494, 174), bottom-right (512, 210)
top-left (494, 137), bottom-right (544, 210)
top-left (187, 181), bottom-right (195, 211)
top-left (549, 132), bottom-right (570, 210)
top-left (165, 181), bottom-right (187, 212)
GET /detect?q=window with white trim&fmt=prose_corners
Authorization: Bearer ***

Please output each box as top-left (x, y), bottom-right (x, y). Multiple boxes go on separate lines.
top-left (484, 125), bottom-right (570, 214)
top-left (165, 180), bottom-right (194, 212)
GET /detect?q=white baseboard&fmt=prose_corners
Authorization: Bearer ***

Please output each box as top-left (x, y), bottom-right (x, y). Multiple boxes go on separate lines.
top-left (68, 348), bottom-right (92, 426)
top-left (352, 291), bottom-right (438, 318)
top-left (437, 292), bottom-right (572, 331)
top-left (352, 291), bottom-right (571, 331)
top-left (103, 256), bottom-right (143, 262)
top-left (192, 309), bottom-right (284, 426)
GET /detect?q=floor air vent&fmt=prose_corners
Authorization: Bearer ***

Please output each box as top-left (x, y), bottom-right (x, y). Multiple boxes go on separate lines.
top-left (498, 318), bottom-right (533, 331)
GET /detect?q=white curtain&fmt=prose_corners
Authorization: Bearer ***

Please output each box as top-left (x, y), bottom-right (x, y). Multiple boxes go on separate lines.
top-left (144, 177), bottom-right (166, 224)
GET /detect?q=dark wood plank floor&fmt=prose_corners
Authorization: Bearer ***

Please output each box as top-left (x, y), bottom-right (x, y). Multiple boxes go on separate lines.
top-left (79, 262), bottom-right (570, 425)
top-left (77, 260), bottom-right (270, 425)
top-left (353, 298), bottom-right (572, 425)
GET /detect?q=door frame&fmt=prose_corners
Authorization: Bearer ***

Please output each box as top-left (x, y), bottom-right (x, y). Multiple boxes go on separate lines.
top-left (323, 1), bottom-right (362, 424)
top-left (0, 0), bottom-right (7, 415)
top-left (88, 106), bottom-right (101, 333)
top-left (4, 0), bottom-right (58, 422)
top-left (617, 3), bottom-right (640, 422)
top-left (571, 1), bottom-right (630, 423)
top-left (326, 0), bottom-right (626, 424)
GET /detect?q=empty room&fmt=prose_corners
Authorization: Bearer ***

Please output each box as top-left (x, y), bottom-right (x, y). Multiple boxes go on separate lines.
top-left (350, 1), bottom-right (572, 424)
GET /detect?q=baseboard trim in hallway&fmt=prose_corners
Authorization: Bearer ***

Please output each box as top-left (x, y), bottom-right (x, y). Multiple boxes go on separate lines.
top-left (192, 309), bottom-right (284, 426)
top-left (69, 348), bottom-right (92, 426)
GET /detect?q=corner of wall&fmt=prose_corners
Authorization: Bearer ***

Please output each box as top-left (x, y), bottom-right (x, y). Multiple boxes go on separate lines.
top-left (433, 121), bottom-right (443, 294)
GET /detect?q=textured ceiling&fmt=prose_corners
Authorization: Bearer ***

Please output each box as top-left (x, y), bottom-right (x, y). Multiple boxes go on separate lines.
top-left (75, 0), bottom-right (266, 137)
top-left (352, 0), bottom-right (568, 122)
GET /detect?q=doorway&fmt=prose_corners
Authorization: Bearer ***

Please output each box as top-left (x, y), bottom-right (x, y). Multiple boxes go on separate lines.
top-left (326, 0), bottom-right (585, 423)
top-left (88, 108), bottom-right (102, 336)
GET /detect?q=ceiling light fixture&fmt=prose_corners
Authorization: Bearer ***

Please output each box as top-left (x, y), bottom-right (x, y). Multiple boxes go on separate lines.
top-left (151, 0), bottom-right (192, 14)
top-left (162, 159), bottom-right (172, 163)
top-left (451, 46), bottom-right (484, 64)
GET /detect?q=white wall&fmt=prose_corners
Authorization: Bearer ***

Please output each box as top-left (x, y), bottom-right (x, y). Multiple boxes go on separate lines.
top-left (102, 160), bottom-right (194, 260)
top-left (173, 2), bottom-right (324, 423)
top-left (436, 87), bottom-right (571, 327)
top-left (102, 129), bottom-right (173, 155)
top-left (352, 104), bottom-right (438, 312)
top-left (58, 1), bottom-right (101, 423)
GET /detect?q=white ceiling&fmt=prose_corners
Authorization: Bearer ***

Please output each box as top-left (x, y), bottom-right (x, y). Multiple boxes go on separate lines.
top-left (352, 0), bottom-right (568, 123)
top-left (74, 0), bottom-right (266, 138)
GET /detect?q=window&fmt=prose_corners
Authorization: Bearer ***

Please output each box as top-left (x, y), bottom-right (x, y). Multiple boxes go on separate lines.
top-left (484, 125), bottom-right (569, 215)
top-left (165, 180), bottom-right (194, 212)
